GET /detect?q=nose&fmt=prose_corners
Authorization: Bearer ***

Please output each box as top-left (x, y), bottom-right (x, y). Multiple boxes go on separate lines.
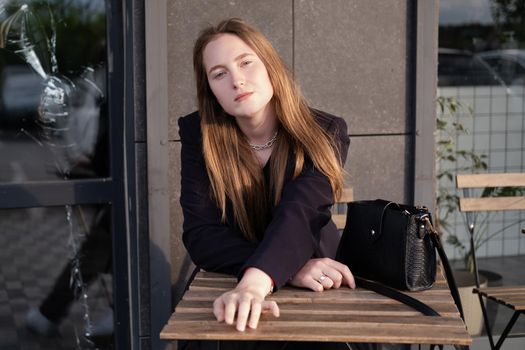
top-left (231, 71), bottom-right (245, 89)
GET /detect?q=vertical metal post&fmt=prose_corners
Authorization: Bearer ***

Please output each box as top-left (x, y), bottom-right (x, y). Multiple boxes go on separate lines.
top-left (107, 0), bottom-right (132, 348)
top-left (413, 0), bottom-right (439, 210)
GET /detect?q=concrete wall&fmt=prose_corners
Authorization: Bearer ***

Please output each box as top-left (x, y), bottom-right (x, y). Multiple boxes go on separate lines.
top-left (161, 0), bottom-right (424, 304)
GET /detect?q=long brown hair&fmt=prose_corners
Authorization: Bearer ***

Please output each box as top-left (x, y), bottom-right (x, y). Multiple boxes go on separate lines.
top-left (193, 18), bottom-right (344, 241)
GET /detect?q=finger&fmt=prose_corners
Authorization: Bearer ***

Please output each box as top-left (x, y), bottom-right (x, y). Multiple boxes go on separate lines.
top-left (318, 274), bottom-right (334, 290)
top-left (224, 299), bottom-right (237, 325)
top-left (325, 259), bottom-right (356, 288)
top-left (343, 267), bottom-right (356, 289)
top-left (213, 297), bottom-right (225, 322)
top-left (307, 276), bottom-right (324, 292)
top-left (321, 268), bottom-right (343, 288)
top-left (236, 298), bottom-right (251, 331)
top-left (248, 300), bottom-right (262, 329)
top-left (263, 300), bottom-right (280, 317)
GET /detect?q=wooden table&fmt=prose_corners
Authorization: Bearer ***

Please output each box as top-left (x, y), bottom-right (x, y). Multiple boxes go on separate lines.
top-left (161, 268), bottom-right (472, 346)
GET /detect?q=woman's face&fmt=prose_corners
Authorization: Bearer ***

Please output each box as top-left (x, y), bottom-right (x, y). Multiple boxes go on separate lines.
top-left (203, 33), bottom-right (274, 121)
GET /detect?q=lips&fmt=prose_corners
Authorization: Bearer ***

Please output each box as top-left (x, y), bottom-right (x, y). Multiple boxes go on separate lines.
top-left (234, 92), bottom-right (253, 102)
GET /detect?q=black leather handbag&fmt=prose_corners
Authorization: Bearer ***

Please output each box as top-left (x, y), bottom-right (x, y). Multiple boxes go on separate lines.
top-left (328, 199), bottom-right (468, 350)
top-left (334, 199), bottom-right (465, 326)
top-left (336, 199), bottom-right (437, 291)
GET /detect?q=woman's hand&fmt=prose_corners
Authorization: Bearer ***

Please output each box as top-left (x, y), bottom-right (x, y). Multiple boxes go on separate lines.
top-left (213, 267), bottom-right (279, 331)
top-left (288, 258), bottom-right (355, 291)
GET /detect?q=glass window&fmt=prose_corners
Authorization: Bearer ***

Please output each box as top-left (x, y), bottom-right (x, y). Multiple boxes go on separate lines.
top-left (438, 49), bottom-right (503, 86)
top-left (0, 2), bottom-right (115, 349)
top-left (0, 1), bottom-right (108, 183)
top-left (437, 0), bottom-right (525, 260)
top-left (0, 204), bottom-right (114, 349)
top-left (479, 54), bottom-right (525, 85)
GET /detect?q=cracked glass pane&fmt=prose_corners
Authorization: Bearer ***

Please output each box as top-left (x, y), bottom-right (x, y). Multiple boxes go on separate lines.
top-left (0, 2), bottom-right (113, 349)
top-left (0, 0), bottom-right (108, 183)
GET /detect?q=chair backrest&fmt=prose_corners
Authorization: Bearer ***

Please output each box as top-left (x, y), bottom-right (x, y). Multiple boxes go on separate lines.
top-left (332, 187), bottom-right (354, 230)
top-left (456, 173), bottom-right (525, 212)
top-left (456, 173), bottom-right (525, 288)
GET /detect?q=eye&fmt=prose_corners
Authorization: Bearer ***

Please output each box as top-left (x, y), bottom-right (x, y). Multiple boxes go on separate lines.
top-left (240, 60), bottom-right (253, 67)
top-left (212, 71), bottom-right (226, 79)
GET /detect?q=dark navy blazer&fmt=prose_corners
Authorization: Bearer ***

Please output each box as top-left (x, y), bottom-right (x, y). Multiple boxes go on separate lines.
top-left (179, 109), bottom-right (350, 289)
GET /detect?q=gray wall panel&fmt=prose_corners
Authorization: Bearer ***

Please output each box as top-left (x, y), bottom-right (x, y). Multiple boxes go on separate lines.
top-left (413, 0), bottom-right (439, 210)
top-left (294, 0), bottom-right (407, 135)
top-left (346, 135), bottom-right (408, 203)
top-left (167, 0), bottom-right (293, 141)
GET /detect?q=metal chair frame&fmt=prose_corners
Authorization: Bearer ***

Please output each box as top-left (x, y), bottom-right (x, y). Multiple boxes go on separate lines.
top-left (457, 173), bottom-right (525, 350)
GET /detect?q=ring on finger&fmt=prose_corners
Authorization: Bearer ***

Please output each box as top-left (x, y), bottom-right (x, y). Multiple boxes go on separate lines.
top-left (318, 274), bottom-right (328, 283)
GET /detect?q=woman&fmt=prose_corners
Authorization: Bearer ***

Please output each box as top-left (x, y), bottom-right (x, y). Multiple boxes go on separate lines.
top-left (179, 18), bottom-right (354, 350)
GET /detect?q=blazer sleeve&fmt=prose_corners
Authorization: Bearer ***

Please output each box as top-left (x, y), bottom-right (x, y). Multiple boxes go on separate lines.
top-left (240, 116), bottom-right (350, 289)
top-left (179, 113), bottom-right (258, 275)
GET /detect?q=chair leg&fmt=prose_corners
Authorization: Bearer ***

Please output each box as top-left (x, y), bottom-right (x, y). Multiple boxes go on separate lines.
top-left (463, 199), bottom-right (494, 350)
top-left (478, 294), bottom-right (496, 350)
top-left (494, 311), bottom-right (521, 350)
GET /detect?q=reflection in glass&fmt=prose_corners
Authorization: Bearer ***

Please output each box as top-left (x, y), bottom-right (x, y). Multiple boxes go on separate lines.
top-left (0, 1), bottom-right (107, 183)
top-left (0, 205), bottom-right (114, 349)
top-left (478, 50), bottom-right (525, 85)
top-left (0, 2), bottom-right (112, 350)
top-left (438, 0), bottom-right (525, 259)
top-left (438, 48), bottom-right (504, 86)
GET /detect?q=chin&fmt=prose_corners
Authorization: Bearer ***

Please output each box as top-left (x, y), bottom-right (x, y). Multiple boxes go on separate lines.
top-left (229, 108), bottom-right (260, 119)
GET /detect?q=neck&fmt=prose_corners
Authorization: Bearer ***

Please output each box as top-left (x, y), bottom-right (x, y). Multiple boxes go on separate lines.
top-left (235, 105), bottom-right (278, 145)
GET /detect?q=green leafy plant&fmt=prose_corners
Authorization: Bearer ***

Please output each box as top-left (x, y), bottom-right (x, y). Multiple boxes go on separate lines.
top-left (435, 96), bottom-right (487, 234)
top-left (435, 96), bottom-right (483, 272)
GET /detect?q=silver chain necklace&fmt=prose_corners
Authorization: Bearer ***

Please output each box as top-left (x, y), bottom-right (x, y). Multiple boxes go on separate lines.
top-left (249, 130), bottom-right (279, 151)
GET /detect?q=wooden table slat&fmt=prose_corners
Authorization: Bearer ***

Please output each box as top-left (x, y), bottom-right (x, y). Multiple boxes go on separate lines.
top-left (475, 286), bottom-right (525, 293)
top-left (183, 289), bottom-right (457, 306)
top-left (189, 279), bottom-right (451, 292)
top-left (169, 310), bottom-right (465, 326)
top-left (174, 299), bottom-right (460, 318)
top-left (478, 296), bottom-right (525, 310)
top-left (474, 287), bottom-right (525, 310)
top-left (161, 322), bottom-right (471, 345)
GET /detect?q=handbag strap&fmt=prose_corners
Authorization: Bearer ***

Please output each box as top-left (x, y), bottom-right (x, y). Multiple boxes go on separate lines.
top-left (354, 276), bottom-right (440, 316)
top-left (378, 200), bottom-right (401, 238)
top-left (424, 217), bottom-right (465, 320)
top-left (354, 277), bottom-right (448, 350)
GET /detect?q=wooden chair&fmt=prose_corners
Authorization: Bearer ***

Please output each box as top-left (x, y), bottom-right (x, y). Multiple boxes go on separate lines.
top-left (456, 173), bottom-right (525, 350)
top-left (332, 187), bottom-right (354, 230)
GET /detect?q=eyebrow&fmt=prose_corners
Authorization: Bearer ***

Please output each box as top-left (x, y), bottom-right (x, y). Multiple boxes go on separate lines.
top-left (207, 52), bottom-right (255, 75)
